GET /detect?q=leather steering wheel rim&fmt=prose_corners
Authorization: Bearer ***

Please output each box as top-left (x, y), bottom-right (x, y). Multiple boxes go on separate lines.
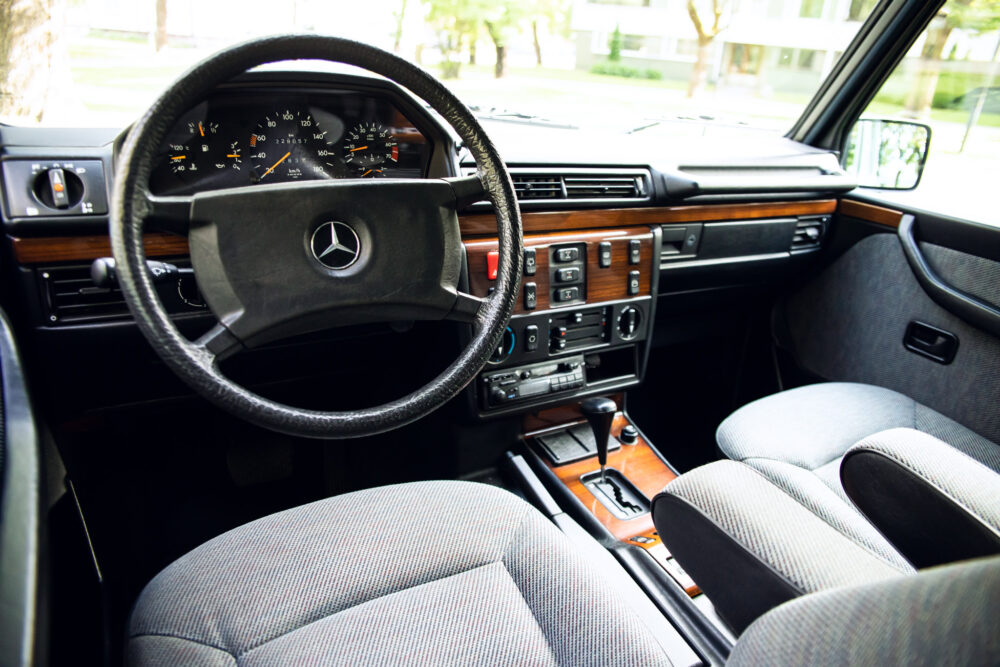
top-left (110, 35), bottom-right (523, 439)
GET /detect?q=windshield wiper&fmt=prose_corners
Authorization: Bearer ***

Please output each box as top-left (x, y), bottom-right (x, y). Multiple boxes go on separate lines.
top-left (469, 106), bottom-right (577, 130)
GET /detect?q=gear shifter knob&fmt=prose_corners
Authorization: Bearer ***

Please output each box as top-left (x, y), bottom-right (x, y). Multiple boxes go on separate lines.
top-left (580, 397), bottom-right (617, 482)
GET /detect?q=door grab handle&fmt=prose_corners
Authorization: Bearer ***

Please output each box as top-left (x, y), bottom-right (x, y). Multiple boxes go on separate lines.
top-left (897, 215), bottom-right (1000, 338)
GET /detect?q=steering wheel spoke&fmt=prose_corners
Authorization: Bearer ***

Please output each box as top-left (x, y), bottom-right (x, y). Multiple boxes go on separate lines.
top-left (193, 322), bottom-right (244, 364)
top-left (447, 291), bottom-right (487, 324)
top-left (142, 191), bottom-right (193, 234)
top-left (445, 174), bottom-right (488, 210)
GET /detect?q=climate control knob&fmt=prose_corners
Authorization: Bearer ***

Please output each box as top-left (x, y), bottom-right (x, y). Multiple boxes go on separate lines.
top-left (488, 326), bottom-right (516, 364)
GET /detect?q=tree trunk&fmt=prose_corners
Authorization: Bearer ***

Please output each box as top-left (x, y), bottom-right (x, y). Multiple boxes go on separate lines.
top-left (469, 40), bottom-right (477, 65)
top-left (903, 23), bottom-right (951, 118)
top-left (687, 39), bottom-right (712, 97)
top-left (532, 20), bottom-right (542, 67)
top-left (155, 0), bottom-right (168, 51)
top-left (494, 45), bottom-right (507, 78)
top-left (392, 0), bottom-right (407, 53)
top-left (0, 0), bottom-right (54, 123)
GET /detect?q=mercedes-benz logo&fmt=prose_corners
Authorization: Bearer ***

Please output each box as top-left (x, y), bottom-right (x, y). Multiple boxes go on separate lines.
top-left (310, 221), bottom-right (361, 270)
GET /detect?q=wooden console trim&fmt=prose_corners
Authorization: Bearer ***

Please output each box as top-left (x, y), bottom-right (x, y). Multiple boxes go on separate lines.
top-left (528, 410), bottom-right (677, 542)
top-left (837, 199), bottom-right (904, 228)
top-left (465, 227), bottom-right (653, 315)
top-left (11, 233), bottom-right (189, 264)
top-left (628, 530), bottom-right (702, 597)
top-left (459, 199), bottom-right (837, 236)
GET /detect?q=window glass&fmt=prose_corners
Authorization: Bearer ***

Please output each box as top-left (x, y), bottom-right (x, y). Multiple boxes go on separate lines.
top-left (855, 0), bottom-right (1000, 225)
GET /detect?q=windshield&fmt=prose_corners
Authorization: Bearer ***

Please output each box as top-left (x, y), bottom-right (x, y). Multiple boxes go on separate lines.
top-left (0, 0), bottom-right (881, 132)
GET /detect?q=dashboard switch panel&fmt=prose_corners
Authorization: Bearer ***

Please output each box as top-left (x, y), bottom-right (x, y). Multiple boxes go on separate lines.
top-left (2, 159), bottom-right (108, 218)
top-left (549, 243), bottom-right (586, 305)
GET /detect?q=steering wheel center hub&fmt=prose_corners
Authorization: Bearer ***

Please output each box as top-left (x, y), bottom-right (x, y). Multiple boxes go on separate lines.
top-left (310, 220), bottom-right (361, 270)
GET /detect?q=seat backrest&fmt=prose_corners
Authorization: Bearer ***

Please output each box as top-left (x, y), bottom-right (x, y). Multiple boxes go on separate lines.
top-left (727, 555), bottom-right (1000, 666)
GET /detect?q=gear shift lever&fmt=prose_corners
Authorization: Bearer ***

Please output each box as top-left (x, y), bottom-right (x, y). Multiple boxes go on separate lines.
top-left (580, 397), bottom-right (617, 483)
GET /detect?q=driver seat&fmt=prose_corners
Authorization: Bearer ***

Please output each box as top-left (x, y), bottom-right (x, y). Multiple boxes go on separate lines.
top-left (127, 481), bottom-right (673, 666)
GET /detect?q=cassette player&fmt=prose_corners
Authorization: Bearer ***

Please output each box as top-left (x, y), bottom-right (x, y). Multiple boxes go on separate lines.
top-left (482, 355), bottom-right (586, 408)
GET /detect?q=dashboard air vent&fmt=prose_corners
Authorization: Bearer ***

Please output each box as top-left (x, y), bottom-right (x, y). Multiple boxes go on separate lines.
top-left (790, 216), bottom-right (827, 251)
top-left (512, 175), bottom-right (562, 200)
top-left (39, 264), bottom-right (128, 324)
top-left (564, 176), bottom-right (644, 199)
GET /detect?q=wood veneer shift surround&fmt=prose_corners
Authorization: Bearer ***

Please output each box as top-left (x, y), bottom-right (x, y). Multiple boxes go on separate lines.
top-left (530, 411), bottom-right (677, 541)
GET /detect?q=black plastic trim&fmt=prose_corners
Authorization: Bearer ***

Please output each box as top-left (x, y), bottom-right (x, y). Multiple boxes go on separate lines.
top-left (897, 214), bottom-right (1000, 337)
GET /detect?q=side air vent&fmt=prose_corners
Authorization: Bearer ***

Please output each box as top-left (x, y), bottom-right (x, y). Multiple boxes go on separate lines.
top-left (39, 264), bottom-right (129, 324)
top-left (790, 216), bottom-right (828, 251)
top-left (38, 260), bottom-right (207, 325)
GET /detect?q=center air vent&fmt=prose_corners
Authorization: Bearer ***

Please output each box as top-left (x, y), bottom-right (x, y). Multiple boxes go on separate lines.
top-left (564, 176), bottom-right (644, 199)
top-left (472, 169), bottom-right (651, 204)
top-left (790, 216), bottom-right (828, 251)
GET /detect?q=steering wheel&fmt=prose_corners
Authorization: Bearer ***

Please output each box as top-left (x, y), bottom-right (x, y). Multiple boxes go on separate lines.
top-left (110, 36), bottom-right (523, 439)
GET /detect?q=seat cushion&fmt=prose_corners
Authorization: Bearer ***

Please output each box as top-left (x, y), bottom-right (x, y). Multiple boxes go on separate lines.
top-left (716, 382), bottom-right (999, 571)
top-left (127, 480), bottom-right (671, 667)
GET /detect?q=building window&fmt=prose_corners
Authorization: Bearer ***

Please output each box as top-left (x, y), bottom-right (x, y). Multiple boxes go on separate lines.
top-left (797, 49), bottom-right (818, 69)
top-left (848, 0), bottom-right (878, 21)
top-left (676, 39), bottom-right (699, 57)
top-left (778, 47), bottom-right (795, 68)
top-left (622, 34), bottom-right (645, 52)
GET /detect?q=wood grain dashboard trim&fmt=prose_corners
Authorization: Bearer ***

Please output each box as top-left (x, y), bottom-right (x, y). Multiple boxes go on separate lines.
top-left (459, 199), bottom-right (838, 236)
top-left (837, 199), bottom-right (904, 228)
top-left (11, 233), bottom-right (189, 264)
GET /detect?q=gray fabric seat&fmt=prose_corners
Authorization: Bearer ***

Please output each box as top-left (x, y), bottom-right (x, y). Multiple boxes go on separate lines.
top-left (717, 382), bottom-right (1000, 570)
top-left (127, 480), bottom-right (672, 667)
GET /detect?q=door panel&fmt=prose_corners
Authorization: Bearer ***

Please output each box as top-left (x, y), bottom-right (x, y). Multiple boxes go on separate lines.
top-left (779, 226), bottom-right (1000, 444)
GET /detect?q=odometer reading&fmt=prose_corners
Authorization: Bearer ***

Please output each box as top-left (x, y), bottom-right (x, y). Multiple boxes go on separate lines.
top-left (249, 109), bottom-right (333, 183)
top-left (343, 122), bottom-right (399, 177)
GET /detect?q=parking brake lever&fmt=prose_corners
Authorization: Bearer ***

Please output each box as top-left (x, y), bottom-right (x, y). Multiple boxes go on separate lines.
top-left (90, 257), bottom-right (191, 288)
top-left (580, 396), bottom-right (617, 483)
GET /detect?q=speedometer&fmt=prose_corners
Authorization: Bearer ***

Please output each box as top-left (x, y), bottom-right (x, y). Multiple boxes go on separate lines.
top-left (248, 109), bottom-right (334, 183)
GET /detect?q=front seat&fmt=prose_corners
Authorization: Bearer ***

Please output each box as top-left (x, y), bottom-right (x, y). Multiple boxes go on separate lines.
top-left (127, 481), bottom-right (673, 666)
top-left (715, 381), bottom-right (1000, 568)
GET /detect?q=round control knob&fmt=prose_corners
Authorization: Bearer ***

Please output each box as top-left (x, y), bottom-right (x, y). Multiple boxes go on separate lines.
top-left (32, 167), bottom-right (84, 210)
top-left (619, 425), bottom-right (639, 445)
top-left (488, 326), bottom-right (516, 364)
top-left (617, 307), bottom-right (641, 341)
top-left (489, 386), bottom-right (508, 405)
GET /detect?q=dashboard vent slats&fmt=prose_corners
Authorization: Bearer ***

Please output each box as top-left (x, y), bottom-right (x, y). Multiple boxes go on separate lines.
top-left (478, 170), bottom-right (649, 204)
top-left (40, 265), bottom-right (130, 323)
top-left (790, 216), bottom-right (827, 251)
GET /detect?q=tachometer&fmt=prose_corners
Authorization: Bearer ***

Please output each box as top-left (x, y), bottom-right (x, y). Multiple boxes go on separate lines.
top-left (343, 122), bottom-right (399, 177)
top-left (249, 109), bottom-right (333, 183)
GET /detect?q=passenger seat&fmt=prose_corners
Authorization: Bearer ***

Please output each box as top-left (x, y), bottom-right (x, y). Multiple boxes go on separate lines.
top-left (715, 382), bottom-right (1000, 569)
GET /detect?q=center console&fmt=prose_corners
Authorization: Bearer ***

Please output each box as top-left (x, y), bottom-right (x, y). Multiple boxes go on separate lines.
top-left (464, 226), bottom-right (659, 417)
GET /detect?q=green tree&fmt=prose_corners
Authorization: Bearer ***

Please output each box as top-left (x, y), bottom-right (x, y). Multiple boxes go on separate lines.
top-left (484, 1), bottom-right (524, 78)
top-left (609, 25), bottom-right (623, 62)
top-left (425, 0), bottom-right (482, 79)
top-left (530, 0), bottom-right (570, 67)
top-left (904, 0), bottom-right (1000, 117)
top-left (686, 0), bottom-right (729, 97)
top-left (393, 0), bottom-right (408, 53)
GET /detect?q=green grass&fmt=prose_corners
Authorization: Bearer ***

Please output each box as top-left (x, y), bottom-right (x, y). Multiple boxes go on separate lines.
top-left (867, 100), bottom-right (1000, 128)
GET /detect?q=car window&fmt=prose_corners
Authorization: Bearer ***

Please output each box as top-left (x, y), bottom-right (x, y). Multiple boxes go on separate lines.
top-left (854, 0), bottom-right (1000, 225)
top-left (0, 0), bottom-right (880, 134)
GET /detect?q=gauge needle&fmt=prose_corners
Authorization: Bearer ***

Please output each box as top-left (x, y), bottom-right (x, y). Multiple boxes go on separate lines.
top-left (362, 169), bottom-right (372, 177)
top-left (170, 155), bottom-right (186, 160)
top-left (226, 154), bottom-right (240, 158)
top-left (349, 146), bottom-right (368, 152)
top-left (261, 151), bottom-right (291, 179)
top-left (198, 122), bottom-right (204, 137)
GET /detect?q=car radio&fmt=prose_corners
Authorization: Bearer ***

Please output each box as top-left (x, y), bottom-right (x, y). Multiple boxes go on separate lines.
top-left (481, 355), bottom-right (586, 407)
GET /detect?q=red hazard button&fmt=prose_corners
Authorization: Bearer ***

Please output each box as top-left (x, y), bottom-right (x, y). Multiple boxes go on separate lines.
top-left (486, 250), bottom-right (499, 280)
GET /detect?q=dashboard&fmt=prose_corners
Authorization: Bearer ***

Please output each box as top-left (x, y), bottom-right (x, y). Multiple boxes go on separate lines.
top-left (149, 86), bottom-right (433, 196)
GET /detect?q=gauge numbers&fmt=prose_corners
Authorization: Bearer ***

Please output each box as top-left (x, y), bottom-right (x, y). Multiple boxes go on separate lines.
top-left (249, 109), bottom-right (333, 183)
top-left (343, 122), bottom-right (399, 177)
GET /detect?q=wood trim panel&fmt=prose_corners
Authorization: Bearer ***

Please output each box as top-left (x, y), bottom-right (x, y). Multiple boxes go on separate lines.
top-left (460, 200), bottom-right (838, 236)
top-left (837, 199), bottom-right (904, 228)
top-left (465, 228), bottom-right (653, 314)
top-left (531, 411), bottom-right (677, 542)
top-left (628, 530), bottom-right (702, 597)
top-left (11, 233), bottom-right (189, 264)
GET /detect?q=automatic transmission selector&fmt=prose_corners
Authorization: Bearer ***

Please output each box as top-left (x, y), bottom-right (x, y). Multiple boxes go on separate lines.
top-left (580, 396), bottom-right (617, 483)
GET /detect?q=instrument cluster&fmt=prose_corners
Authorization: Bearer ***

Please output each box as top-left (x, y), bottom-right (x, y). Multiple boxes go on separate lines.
top-left (149, 89), bottom-right (432, 196)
